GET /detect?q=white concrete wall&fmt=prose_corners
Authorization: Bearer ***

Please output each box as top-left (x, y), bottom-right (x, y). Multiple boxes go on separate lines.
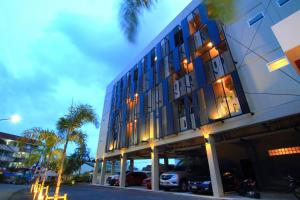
top-left (225, 0), bottom-right (300, 124)
top-left (95, 84), bottom-right (113, 160)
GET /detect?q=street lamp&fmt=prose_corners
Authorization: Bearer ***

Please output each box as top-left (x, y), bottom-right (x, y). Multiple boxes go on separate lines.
top-left (0, 114), bottom-right (21, 123)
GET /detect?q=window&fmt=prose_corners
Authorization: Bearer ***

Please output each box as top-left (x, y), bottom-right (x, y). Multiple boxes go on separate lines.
top-left (203, 42), bottom-right (236, 83)
top-left (277, 0), bottom-right (290, 7)
top-left (248, 12), bottom-right (264, 27)
top-left (187, 9), bottom-right (202, 35)
top-left (212, 75), bottom-right (242, 119)
top-left (174, 26), bottom-right (184, 47)
top-left (161, 38), bottom-right (169, 58)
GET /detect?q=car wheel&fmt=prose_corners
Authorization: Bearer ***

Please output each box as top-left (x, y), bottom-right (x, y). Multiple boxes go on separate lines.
top-left (180, 180), bottom-right (188, 192)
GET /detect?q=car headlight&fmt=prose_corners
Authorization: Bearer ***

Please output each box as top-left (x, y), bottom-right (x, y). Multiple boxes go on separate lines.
top-left (202, 181), bottom-right (211, 185)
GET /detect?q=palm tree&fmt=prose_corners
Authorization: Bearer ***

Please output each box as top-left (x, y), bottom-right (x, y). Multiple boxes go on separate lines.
top-left (54, 104), bottom-right (98, 198)
top-left (20, 128), bottom-right (60, 197)
top-left (119, 0), bottom-right (236, 43)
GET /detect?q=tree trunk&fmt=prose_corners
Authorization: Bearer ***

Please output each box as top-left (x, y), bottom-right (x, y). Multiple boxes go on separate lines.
top-left (41, 151), bottom-right (53, 189)
top-left (54, 137), bottom-right (69, 198)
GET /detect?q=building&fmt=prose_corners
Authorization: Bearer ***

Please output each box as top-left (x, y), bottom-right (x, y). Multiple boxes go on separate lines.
top-left (93, 0), bottom-right (300, 197)
top-left (0, 132), bottom-right (38, 169)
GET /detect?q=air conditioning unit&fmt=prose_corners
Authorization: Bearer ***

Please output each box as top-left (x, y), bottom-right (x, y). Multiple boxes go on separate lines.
top-left (212, 56), bottom-right (225, 78)
top-left (173, 80), bottom-right (180, 99)
top-left (180, 116), bottom-right (187, 131)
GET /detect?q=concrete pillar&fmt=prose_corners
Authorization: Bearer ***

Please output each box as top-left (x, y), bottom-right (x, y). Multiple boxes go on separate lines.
top-left (164, 157), bottom-right (169, 169)
top-left (119, 154), bottom-right (127, 188)
top-left (129, 159), bottom-right (134, 172)
top-left (111, 160), bottom-right (116, 175)
top-left (92, 159), bottom-right (99, 184)
top-left (99, 159), bottom-right (107, 185)
top-left (205, 135), bottom-right (224, 197)
top-left (151, 147), bottom-right (159, 191)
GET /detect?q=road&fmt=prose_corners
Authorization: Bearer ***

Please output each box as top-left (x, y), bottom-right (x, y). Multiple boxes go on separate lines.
top-left (0, 184), bottom-right (29, 200)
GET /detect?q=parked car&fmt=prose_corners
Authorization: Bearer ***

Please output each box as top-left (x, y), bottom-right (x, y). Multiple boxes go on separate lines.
top-left (115, 171), bottom-right (148, 186)
top-left (142, 177), bottom-right (152, 189)
top-left (188, 171), bottom-right (237, 194)
top-left (106, 173), bottom-right (120, 186)
top-left (160, 157), bottom-right (210, 192)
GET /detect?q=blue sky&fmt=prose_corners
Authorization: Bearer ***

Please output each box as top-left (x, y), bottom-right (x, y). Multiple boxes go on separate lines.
top-left (0, 0), bottom-right (191, 157)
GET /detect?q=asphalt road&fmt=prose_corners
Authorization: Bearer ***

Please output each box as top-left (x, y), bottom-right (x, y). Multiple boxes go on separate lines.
top-left (9, 184), bottom-right (216, 200)
top-left (8, 184), bottom-right (297, 200)
top-left (0, 184), bottom-right (29, 200)
top-left (58, 185), bottom-right (214, 200)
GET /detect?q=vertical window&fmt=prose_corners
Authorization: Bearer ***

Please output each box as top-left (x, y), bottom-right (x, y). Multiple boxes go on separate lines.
top-left (212, 75), bottom-right (242, 119)
top-left (197, 89), bottom-right (209, 125)
top-left (187, 9), bottom-right (202, 35)
top-left (203, 42), bottom-right (236, 84)
top-left (161, 38), bottom-right (169, 58)
top-left (174, 26), bottom-right (184, 47)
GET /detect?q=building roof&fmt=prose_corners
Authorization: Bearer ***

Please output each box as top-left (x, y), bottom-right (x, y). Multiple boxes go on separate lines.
top-left (0, 132), bottom-right (38, 145)
top-left (0, 132), bottom-right (20, 141)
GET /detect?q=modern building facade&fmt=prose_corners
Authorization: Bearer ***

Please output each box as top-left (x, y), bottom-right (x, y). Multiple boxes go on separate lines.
top-left (93, 0), bottom-right (300, 197)
top-left (0, 132), bottom-right (38, 169)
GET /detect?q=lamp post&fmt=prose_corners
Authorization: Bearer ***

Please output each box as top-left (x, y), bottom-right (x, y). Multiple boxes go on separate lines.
top-left (0, 114), bottom-right (21, 123)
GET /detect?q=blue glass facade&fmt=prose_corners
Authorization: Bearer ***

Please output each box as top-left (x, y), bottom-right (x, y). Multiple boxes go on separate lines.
top-left (106, 4), bottom-right (250, 152)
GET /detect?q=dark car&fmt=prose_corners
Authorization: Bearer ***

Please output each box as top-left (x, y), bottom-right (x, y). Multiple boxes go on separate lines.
top-left (106, 173), bottom-right (120, 186)
top-left (188, 171), bottom-right (237, 194)
top-left (160, 157), bottom-right (209, 191)
top-left (115, 172), bottom-right (147, 186)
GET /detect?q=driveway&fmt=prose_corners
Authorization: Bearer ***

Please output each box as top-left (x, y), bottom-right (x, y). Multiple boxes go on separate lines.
top-left (0, 184), bottom-right (29, 200)
top-left (8, 184), bottom-right (297, 200)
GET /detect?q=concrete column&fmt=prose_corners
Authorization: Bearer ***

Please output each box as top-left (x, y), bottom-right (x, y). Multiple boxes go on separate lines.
top-left (99, 159), bottom-right (107, 185)
top-left (92, 159), bottom-right (99, 184)
top-left (119, 154), bottom-right (127, 188)
top-left (164, 157), bottom-right (169, 168)
top-left (151, 147), bottom-right (159, 191)
top-left (111, 160), bottom-right (116, 175)
top-left (129, 159), bottom-right (134, 172)
top-left (205, 135), bottom-right (224, 197)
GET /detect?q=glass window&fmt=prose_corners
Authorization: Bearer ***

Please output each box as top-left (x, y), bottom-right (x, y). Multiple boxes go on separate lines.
top-left (197, 89), bottom-right (209, 125)
top-left (161, 38), bottom-right (169, 58)
top-left (163, 56), bottom-right (170, 78)
top-left (221, 75), bottom-right (242, 116)
top-left (212, 75), bottom-right (242, 119)
top-left (174, 26), bottom-right (184, 47)
top-left (161, 106), bottom-right (167, 136)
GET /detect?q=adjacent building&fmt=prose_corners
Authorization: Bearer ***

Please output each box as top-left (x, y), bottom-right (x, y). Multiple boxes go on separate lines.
top-left (0, 132), bottom-right (38, 169)
top-left (93, 0), bottom-right (300, 197)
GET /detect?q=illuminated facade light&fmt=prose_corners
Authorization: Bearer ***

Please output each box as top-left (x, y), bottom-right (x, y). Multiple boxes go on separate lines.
top-left (207, 42), bottom-right (213, 48)
top-left (267, 56), bottom-right (289, 72)
top-left (268, 146), bottom-right (300, 156)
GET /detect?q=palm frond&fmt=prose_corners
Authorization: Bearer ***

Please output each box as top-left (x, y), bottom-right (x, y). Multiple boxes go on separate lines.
top-left (57, 104), bottom-right (99, 135)
top-left (203, 0), bottom-right (236, 23)
top-left (119, 0), bottom-right (157, 43)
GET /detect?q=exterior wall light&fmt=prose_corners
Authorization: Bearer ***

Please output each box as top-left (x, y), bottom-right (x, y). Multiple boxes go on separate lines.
top-left (267, 56), bottom-right (289, 72)
top-left (207, 42), bottom-right (213, 48)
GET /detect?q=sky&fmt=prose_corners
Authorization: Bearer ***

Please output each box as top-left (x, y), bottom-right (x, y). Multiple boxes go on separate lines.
top-left (0, 0), bottom-right (192, 158)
